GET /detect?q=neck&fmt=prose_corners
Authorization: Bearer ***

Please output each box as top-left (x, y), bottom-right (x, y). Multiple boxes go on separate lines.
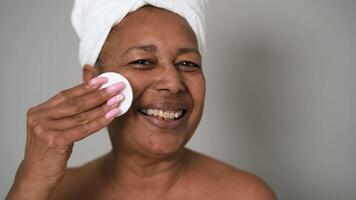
top-left (104, 146), bottom-right (188, 193)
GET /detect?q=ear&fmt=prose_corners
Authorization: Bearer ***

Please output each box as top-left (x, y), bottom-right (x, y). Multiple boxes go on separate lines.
top-left (82, 64), bottom-right (100, 83)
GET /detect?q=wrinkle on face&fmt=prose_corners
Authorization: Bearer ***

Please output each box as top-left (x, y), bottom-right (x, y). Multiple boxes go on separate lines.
top-left (100, 6), bottom-right (205, 157)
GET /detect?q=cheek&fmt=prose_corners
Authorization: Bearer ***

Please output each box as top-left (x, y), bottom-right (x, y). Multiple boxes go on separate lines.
top-left (118, 70), bottom-right (152, 99)
top-left (101, 66), bottom-right (145, 101)
top-left (186, 74), bottom-right (206, 110)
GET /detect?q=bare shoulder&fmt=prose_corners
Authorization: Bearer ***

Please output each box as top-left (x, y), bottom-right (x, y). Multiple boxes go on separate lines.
top-left (220, 169), bottom-right (277, 200)
top-left (185, 149), bottom-right (277, 200)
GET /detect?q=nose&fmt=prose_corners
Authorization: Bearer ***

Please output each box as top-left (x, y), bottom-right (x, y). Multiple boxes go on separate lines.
top-left (153, 64), bottom-right (186, 94)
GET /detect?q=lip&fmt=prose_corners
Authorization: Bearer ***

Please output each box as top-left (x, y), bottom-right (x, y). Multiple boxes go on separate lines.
top-left (139, 101), bottom-right (188, 111)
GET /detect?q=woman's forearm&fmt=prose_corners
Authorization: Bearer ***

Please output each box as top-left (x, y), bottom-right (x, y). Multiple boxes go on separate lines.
top-left (7, 175), bottom-right (54, 200)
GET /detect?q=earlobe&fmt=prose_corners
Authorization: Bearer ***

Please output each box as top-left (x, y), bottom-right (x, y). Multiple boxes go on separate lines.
top-left (82, 64), bottom-right (100, 83)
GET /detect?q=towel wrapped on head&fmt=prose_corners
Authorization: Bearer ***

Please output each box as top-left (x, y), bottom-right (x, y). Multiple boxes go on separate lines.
top-left (71, 0), bottom-right (208, 67)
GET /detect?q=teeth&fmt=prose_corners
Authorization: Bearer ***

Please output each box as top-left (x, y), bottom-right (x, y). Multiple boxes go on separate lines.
top-left (159, 110), bottom-right (164, 118)
top-left (169, 112), bottom-right (175, 119)
top-left (147, 109), bottom-right (153, 115)
top-left (141, 108), bottom-right (184, 120)
top-left (174, 110), bottom-right (182, 118)
top-left (153, 109), bottom-right (159, 116)
top-left (163, 111), bottom-right (169, 118)
top-left (174, 112), bottom-right (179, 118)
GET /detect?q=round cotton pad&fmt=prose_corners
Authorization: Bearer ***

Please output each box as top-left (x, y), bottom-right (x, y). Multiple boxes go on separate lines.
top-left (98, 72), bottom-right (133, 117)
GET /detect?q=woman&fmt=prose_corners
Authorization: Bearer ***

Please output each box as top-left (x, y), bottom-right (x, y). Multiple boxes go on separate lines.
top-left (7, 2), bottom-right (276, 200)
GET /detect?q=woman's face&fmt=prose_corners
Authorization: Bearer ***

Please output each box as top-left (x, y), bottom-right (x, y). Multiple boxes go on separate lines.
top-left (99, 6), bottom-right (205, 156)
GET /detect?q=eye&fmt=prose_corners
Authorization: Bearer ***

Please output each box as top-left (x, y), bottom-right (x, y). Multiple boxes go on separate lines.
top-left (129, 59), bottom-right (155, 69)
top-left (176, 61), bottom-right (201, 71)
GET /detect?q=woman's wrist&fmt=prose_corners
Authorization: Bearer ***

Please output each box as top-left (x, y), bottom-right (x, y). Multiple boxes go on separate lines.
top-left (7, 177), bottom-right (54, 200)
top-left (7, 166), bottom-right (58, 200)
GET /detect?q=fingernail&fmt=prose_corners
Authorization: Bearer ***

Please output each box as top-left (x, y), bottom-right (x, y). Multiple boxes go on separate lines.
top-left (107, 94), bottom-right (125, 106)
top-left (105, 108), bottom-right (120, 119)
top-left (89, 77), bottom-right (108, 86)
top-left (107, 82), bottom-right (125, 94)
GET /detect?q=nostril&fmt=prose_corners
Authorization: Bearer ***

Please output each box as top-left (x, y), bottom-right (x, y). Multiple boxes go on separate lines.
top-left (169, 83), bottom-right (186, 94)
top-left (152, 66), bottom-right (186, 94)
top-left (154, 79), bottom-right (186, 94)
top-left (163, 84), bottom-right (186, 94)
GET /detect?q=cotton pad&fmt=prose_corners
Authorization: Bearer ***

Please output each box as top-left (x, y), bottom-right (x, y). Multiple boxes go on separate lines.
top-left (98, 72), bottom-right (133, 117)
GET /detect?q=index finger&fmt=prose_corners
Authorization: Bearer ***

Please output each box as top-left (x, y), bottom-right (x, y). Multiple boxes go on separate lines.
top-left (40, 76), bottom-right (108, 109)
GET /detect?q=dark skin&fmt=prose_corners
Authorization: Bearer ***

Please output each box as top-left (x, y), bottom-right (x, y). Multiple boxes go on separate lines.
top-left (7, 6), bottom-right (276, 200)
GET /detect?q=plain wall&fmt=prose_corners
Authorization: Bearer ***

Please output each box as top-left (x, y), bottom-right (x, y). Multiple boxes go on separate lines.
top-left (1, 0), bottom-right (355, 199)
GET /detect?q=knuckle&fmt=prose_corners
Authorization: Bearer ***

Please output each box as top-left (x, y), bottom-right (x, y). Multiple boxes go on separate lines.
top-left (98, 89), bottom-right (109, 101)
top-left (27, 113), bottom-right (38, 127)
top-left (99, 117), bottom-right (109, 127)
top-left (27, 106), bottom-right (38, 115)
top-left (27, 106), bottom-right (44, 127)
top-left (101, 104), bottom-right (110, 114)
top-left (78, 124), bottom-right (90, 135)
top-left (31, 127), bottom-right (71, 153)
top-left (33, 124), bottom-right (46, 136)
top-left (54, 106), bottom-right (67, 118)
top-left (83, 82), bottom-right (92, 91)
top-left (69, 97), bottom-right (83, 112)
top-left (72, 113), bottom-right (89, 124)
top-left (58, 90), bottom-right (69, 100)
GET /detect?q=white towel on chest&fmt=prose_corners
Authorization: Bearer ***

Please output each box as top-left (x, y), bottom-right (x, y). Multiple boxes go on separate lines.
top-left (71, 0), bottom-right (208, 67)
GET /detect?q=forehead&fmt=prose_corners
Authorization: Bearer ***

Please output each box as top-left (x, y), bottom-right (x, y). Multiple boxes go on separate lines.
top-left (103, 6), bottom-right (198, 53)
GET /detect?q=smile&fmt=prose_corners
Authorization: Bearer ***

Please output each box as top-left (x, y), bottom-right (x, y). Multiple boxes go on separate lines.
top-left (136, 102), bottom-right (188, 129)
top-left (139, 108), bottom-right (185, 120)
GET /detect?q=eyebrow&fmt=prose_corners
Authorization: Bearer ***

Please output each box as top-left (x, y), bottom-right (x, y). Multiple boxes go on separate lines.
top-left (124, 44), bottom-right (200, 57)
top-left (177, 47), bottom-right (201, 57)
top-left (124, 44), bottom-right (157, 55)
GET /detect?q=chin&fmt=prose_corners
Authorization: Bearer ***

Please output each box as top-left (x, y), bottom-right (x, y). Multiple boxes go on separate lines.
top-left (109, 108), bottom-right (197, 158)
top-left (105, 76), bottom-right (206, 157)
top-left (138, 131), bottom-right (190, 157)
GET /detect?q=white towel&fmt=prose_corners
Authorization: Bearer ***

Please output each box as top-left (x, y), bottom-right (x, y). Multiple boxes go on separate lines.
top-left (71, 0), bottom-right (208, 67)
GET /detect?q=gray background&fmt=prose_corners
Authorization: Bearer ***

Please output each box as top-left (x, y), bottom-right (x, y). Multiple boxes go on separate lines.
top-left (1, 0), bottom-right (355, 199)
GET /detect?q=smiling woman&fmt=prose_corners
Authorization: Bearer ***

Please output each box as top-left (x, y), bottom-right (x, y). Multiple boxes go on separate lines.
top-left (6, 1), bottom-right (276, 200)
top-left (97, 7), bottom-right (206, 159)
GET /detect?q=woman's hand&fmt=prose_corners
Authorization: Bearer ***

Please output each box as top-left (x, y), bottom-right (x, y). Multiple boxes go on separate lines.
top-left (7, 77), bottom-right (125, 200)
